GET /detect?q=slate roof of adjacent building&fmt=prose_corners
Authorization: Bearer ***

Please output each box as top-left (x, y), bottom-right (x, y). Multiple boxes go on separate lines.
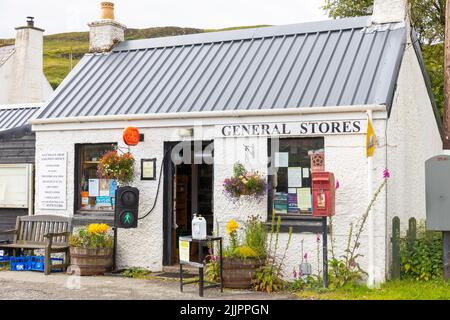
top-left (0, 45), bottom-right (15, 67)
top-left (37, 16), bottom-right (408, 120)
top-left (0, 104), bottom-right (43, 131)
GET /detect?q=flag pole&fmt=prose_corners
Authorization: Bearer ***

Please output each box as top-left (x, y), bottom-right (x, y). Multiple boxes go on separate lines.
top-left (367, 110), bottom-right (375, 288)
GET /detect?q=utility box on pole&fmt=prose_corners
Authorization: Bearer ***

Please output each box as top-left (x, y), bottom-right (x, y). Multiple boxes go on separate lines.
top-left (425, 155), bottom-right (450, 231)
top-left (426, 154), bottom-right (450, 280)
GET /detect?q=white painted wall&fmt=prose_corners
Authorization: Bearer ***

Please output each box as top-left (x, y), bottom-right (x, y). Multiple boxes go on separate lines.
top-left (34, 110), bottom-right (389, 281)
top-left (386, 40), bottom-right (443, 274)
top-left (88, 21), bottom-right (126, 53)
top-left (0, 26), bottom-right (53, 105)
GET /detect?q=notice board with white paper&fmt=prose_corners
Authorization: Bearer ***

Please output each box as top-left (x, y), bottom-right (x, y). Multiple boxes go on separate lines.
top-left (0, 164), bottom-right (33, 208)
top-left (37, 152), bottom-right (67, 210)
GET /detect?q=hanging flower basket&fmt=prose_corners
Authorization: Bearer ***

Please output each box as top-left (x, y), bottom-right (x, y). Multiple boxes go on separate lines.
top-left (97, 149), bottom-right (135, 186)
top-left (223, 163), bottom-right (266, 202)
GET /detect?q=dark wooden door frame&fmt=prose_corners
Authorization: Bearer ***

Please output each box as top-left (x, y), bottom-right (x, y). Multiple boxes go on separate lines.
top-left (163, 141), bottom-right (176, 266)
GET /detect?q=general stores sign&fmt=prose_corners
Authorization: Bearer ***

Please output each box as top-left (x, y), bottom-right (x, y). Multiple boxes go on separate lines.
top-left (216, 120), bottom-right (367, 138)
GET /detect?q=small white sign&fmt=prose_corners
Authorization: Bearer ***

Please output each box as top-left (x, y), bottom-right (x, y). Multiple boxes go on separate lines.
top-left (179, 240), bottom-right (190, 262)
top-left (288, 167), bottom-right (303, 187)
top-left (274, 152), bottom-right (289, 167)
top-left (37, 152), bottom-right (67, 210)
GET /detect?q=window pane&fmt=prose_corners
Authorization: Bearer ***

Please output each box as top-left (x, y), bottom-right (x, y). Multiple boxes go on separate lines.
top-left (78, 143), bottom-right (117, 212)
top-left (270, 138), bottom-right (324, 216)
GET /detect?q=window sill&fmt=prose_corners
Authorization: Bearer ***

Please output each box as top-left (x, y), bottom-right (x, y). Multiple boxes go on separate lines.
top-left (73, 210), bottom-right (114, 226)
top-left (266, 215), bottom-right (325, 233)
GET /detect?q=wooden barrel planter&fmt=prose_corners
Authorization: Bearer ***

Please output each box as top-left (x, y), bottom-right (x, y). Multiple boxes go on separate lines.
top-left (68, 247), bottom-right (113, 276)
top-left (222, 257), bottom-right (264, 289)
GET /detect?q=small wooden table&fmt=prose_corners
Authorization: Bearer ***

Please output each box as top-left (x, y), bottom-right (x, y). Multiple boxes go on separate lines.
top-left (179, 235), bottom-right (223, 297)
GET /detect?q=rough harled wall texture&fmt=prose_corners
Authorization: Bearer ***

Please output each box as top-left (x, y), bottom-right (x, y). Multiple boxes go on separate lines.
top-left (386, 41), bottom-right (442, 272)
top-left (0, 56), bottom-right (13, 104)
top-left (371, 0), bottom-right (407, 24)
top-left (88, 21), bottom-right (126, 52)
top-left (35, 112), bottom-right (388, 279)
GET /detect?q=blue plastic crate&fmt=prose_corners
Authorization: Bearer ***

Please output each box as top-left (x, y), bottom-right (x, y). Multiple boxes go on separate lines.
top-left (10, 256), bottom-right (30, 271)
top-left (0, 256), bottom-right (9, 263)
top-left (29, 256), bottom-right (64, 272)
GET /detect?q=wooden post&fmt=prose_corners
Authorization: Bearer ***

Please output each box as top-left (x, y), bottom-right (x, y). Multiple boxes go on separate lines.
top-left (445, 0), bottom-right (450, 149)
top-left (444, 0), bottom-right (450, 280)
top-left (391, 217), bottom-right (401, 279)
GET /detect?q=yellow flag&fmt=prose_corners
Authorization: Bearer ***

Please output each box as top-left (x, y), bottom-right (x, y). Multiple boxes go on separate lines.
top-left (366, 118), bottom-right (377, 158)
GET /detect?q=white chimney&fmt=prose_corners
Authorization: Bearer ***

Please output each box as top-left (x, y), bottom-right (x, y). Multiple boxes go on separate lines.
top-left (88, 2), bottom-right (126, 53)
top-left (371, 0), bottom-right (408, 24)
top-left (9, 17), bottom-right (46, 103)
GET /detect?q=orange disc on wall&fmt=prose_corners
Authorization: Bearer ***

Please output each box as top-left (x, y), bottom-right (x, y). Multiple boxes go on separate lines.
top-left (123, 126), bottom-right (140, 146)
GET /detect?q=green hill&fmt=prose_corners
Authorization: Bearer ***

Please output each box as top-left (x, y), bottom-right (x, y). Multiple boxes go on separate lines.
top-left (0, 25), bottom-right (269, 89)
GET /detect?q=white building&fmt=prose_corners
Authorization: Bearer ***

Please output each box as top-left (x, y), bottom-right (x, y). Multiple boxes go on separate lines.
top-left (0, 17), bottom-right (53, 104)
top-left (31, 0), bottom-right (442, 284)
top-left (0, 17), bottom-right (52, 237)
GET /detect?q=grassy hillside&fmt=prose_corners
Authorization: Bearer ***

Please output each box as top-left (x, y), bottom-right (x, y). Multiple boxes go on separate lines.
top-left (0, 25), bottom-right (269, 89)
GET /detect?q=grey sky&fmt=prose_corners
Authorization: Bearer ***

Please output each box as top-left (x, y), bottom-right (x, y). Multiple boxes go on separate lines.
top-left (0, 0), bottom-right (328, 38)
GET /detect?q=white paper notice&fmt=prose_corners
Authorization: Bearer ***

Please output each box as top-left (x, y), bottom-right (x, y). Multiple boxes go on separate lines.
top-left (88, 179), bottom-right (100, 197)
top-left (302, 167), bottom-right (310, 178)
top-left (288, 167), bottom-right (303, 187)
top-left (99, 179), bottom-right (110, 197)
top-left (37, 152), bottom-right (67, 210)
top-left (179, 240), bottom-right (190, 262)
top-left (275, 152), bottom-right (289, 167)
top-left (297, 188), bottom-right (312, 210)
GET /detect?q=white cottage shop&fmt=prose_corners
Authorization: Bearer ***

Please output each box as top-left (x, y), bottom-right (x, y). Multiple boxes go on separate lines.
top-left (31, 0), bottom-right (442, 284)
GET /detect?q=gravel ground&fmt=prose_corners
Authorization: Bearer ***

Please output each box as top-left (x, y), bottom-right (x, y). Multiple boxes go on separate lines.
top-left (0, 271), bottom-right (298, 300)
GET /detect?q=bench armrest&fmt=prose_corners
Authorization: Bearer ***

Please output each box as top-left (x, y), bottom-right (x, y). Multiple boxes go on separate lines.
top-left (0, 229), bottom-right (18, 236)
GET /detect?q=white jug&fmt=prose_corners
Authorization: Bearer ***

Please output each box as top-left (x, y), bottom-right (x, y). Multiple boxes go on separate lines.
top-left (192, 214), bottom-right (207, 240)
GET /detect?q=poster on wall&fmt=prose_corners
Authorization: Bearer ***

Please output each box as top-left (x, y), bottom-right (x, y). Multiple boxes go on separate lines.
top-left (37, 152), bottom-right (67, 210)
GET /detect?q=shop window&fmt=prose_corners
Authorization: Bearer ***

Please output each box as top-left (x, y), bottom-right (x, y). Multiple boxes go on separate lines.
top-left (268, 137), bottom-right (324, 218)
top-left (75, 143), bottom-right (117, 213)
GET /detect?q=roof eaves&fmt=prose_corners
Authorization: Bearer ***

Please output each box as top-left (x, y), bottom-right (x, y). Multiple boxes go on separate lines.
top-left (410, 29), bottom-right (443, 140)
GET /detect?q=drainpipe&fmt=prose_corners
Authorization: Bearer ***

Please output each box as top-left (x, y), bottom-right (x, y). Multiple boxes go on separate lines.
top-left (367, 109), bottom-right (375, 287)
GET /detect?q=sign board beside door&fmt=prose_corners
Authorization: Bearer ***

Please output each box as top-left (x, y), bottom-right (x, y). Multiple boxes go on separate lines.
top-left (37, 152), bottom-right (67, 210)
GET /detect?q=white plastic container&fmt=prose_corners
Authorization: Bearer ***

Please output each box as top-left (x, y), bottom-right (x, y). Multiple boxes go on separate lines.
top-left (192, 214), bottom-right (207, 240)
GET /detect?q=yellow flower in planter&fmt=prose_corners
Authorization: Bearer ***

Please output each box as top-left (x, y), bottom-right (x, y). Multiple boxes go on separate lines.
top-left (226, 219), bottom-right (239, 235)
top-left (87, 223), bottom-right (110, 235)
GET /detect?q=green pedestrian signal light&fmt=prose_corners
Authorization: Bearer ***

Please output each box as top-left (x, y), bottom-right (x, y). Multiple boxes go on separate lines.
top-left (115, 186), bottom-right (139, 229)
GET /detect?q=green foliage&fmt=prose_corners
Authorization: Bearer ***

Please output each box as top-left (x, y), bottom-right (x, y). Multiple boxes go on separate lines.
top-left (252, 215), bottom-right (293, 293)
top-left (233, 162), bottom-right (246, 177)
top-left (252, 264), bottom-right (284, 293)
top-left (285, 275), bottom-right (320, 291)
top-left (400, 223), bottom-right (442, 281)
top-left (244, 215), bottom-right (267, 258)
top-left (322, 0), bottom-right (445, 116)
top-left (295, 279), bottom-right (450, 300)
top-left (122, 267), bottom-right (150, 279)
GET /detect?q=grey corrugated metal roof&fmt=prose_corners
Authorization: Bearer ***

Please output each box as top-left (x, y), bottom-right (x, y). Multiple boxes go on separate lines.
top-left (37, 16), bottom-right (407, 120)
top-left (0, 104), bottom-right (43, 131)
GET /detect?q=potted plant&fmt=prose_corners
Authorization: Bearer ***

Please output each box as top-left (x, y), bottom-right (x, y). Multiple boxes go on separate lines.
top-left (219, 216), bottom-right (267, 289)
top-left (68, 223), bottom-right (114, 276)
top-left (97, 149), bottom-right (135, 186)
top-left (223, 163), bottom-right (266, 202)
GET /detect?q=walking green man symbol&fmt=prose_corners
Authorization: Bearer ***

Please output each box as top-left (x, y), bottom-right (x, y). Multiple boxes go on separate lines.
top-left (123, 211), bottom-right (132, 225)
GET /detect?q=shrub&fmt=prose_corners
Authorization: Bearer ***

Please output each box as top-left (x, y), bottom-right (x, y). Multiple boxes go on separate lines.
top-left (400, 222), bottom-right (442, 281)
top-left (233, 246), bottom-right (259, 259)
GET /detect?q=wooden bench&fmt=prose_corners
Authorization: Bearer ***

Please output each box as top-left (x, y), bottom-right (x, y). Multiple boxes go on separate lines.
top-left (0, 215), bottom-right (72, 275)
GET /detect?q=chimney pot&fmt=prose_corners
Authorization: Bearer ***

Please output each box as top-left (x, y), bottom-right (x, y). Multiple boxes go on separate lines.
top-left (101, 2), bottom-right (115, 20)
top-left (26, 16), bottom-right (34, 27)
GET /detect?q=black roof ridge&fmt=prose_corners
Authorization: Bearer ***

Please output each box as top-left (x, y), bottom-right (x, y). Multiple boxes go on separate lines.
top-left (113, 16), bottom-right (372, 52)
